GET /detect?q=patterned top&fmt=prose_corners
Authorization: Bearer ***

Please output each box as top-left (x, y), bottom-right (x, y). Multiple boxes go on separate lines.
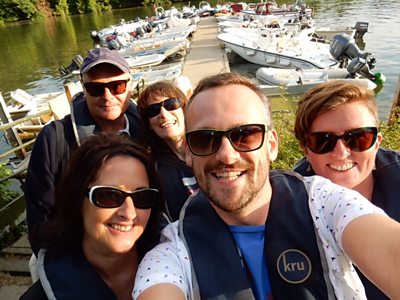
top-left (133, 175), bottom-right (385, 300)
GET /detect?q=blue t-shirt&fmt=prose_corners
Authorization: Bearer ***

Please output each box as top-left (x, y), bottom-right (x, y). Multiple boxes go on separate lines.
top-left (230, 225), bottom-right (272, 300)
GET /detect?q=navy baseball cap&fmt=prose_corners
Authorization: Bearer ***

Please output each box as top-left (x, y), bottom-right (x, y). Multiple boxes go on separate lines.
top-left (80, 47), bottom-right (130, 75)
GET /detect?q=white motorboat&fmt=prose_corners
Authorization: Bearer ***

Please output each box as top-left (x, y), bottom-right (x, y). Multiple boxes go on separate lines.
top-left (218, 29), bottom-right (338, 69)
top-left (256, 67), bottom-right (377, 96)
top-left (109, 24), bottom-right (196, 51)
top-left (313, 22), bottom-right (369, 42)
top-left (123, 53), bottom-right (167, 68)
top-left (118, 39), bottom-right (188, 60)
top-left (132, 61), bottom-right (183, 87)
top-left (241, 1), bottom-right (313, 19)
top-left (5, 88), bottom-right (74, 139)
top-left (219, 30), bottom-right (377, 71)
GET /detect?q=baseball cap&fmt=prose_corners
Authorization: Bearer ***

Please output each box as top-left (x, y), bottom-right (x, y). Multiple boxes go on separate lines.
top-left (80, 47), bottom-right (130, 75)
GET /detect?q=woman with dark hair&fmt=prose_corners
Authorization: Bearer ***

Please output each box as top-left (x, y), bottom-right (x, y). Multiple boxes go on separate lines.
top-left (137, 81), bottom-right (198, 222)
top-left (21, 133), bottom-right (164, 300)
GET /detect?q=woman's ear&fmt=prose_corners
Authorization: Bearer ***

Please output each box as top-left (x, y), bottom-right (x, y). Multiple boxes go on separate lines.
top-left (376, 132), bottom-right (383, 148)
top-left (301, 144), bottom-right (309, 156)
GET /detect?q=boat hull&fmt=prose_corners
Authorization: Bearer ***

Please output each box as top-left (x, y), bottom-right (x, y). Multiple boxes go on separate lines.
top-left (219, 35), bottom-right (337, 69)
top-left (256, 67), bottom-right (377, 96)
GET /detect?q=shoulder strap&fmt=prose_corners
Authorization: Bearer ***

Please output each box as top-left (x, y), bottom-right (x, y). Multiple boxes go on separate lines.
top-left (54, 116), bottom-right (70, 177)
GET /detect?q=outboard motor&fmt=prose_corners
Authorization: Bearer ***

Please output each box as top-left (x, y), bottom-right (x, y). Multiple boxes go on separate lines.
top-left (347, 57), bottom-right (386, 84)
top-left (330, 33), bottom-right (376, 70)
top-left (346, 57), bottom-right (375, 79)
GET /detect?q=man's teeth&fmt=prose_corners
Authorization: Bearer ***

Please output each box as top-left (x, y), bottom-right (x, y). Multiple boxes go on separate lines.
top-left (110, 224), bottom-right (132, 232)
top-left (215, 171), bottom-right (242, 179)
top-left (329, 163), bottom-right (355, 171)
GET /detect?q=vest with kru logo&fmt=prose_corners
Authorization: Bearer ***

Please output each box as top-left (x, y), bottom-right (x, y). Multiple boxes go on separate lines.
top-left (179, 170), bottom-right (335, 300)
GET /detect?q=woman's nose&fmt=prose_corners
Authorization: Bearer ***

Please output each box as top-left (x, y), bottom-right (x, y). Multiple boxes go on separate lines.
top-left (117, 196), bottom-right (137, 220)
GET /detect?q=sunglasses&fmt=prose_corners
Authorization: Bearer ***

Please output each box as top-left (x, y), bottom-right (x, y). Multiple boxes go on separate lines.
top-left (305, 127), bottom-right (378, 154)
top-left (186, 124), bottom-right (267, 156)
top-left (83, 79), bottom-right (130, 97)
top-left (86, 186), bottom-right (158, 209)
top-left (143, 98), bottom-right (182, 118)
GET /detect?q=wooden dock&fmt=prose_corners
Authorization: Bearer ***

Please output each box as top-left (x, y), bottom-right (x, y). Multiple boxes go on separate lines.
top-left (182, 16), bottom-right (230, 87)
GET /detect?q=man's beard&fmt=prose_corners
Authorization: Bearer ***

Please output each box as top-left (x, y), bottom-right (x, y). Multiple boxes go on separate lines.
top-left (198, 161), bottom-right (269, 214)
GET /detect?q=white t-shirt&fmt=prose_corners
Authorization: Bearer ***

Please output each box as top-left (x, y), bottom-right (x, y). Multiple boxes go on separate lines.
top-left (133, 175), bottom-right (385, 300)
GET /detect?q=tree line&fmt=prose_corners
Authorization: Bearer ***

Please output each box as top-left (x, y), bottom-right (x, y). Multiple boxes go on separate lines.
top-left (0, 0), bottom-right (172, 24)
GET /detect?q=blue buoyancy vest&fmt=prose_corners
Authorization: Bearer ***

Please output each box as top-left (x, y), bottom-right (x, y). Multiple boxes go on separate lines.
top-left (180, 170), bottom-right (335, 300)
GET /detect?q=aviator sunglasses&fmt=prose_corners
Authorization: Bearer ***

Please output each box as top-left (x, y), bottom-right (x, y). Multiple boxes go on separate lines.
top-left (305, 127), bottom-right (378, 154)
top-left (186, 124), bottom-right (267, 156)
top-left (83, 79), bottom-right (130, 97)
top-left (86, 186), bottom-right (158, 209)
top-left (143, 98), bottom-right (182, 118)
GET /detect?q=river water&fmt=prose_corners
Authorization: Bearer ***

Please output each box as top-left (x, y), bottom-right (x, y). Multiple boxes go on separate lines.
top-left (0, 0), bottom-right (399, 149)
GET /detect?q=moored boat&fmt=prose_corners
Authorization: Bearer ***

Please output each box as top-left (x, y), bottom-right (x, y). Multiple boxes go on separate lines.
top-left (256, 67), bottom-right (378, 96)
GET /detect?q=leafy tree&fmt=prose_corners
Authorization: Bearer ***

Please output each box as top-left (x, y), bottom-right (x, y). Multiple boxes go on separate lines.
top-left (141, 0), bottom-right (171, 8)
top-left (54, 0), bottom-right (69, 15)
top-left (0, 0), bottom-right (42, 22)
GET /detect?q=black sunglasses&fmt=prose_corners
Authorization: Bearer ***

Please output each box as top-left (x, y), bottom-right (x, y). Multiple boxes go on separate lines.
top-left (305, 127), bottom-right (378, 154)
top-left (83, 79), bottom-right (130, 97)
top-left (186, 124), bottom-right (267, 156)
top-left (86, 186), bottom-right (158, 209)
top-left (143, 98), bottom-right (182, 118)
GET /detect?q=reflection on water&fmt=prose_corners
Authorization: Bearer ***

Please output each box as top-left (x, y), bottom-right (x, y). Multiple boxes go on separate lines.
top-left (0, 0), bottom-right (399, 120)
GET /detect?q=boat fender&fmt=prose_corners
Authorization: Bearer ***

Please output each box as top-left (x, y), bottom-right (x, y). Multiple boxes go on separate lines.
top-left (373, 72), bottom-right (386, 84)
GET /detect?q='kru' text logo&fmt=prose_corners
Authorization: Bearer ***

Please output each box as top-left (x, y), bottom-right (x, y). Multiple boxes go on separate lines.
top-left (277, 249), bottom-right (311, 284)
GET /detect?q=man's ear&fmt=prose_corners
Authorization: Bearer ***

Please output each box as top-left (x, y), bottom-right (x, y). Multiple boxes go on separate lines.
top-left (267, 129), bottom-right (279, 161)
top-left (185, 143), bottom-right (193, 167)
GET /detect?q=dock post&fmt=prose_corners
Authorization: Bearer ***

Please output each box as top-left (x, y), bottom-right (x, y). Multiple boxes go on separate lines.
top-left (388, 74), bottom-right (400, 125)
top-left (0, 92), bottom-right (27, 159)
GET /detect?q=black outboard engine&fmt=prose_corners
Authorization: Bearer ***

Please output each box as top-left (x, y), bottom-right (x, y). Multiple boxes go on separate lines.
top-left (330, 33), bottom-right (376, 70)
top-left (346, 57), bottom-right (376, 80)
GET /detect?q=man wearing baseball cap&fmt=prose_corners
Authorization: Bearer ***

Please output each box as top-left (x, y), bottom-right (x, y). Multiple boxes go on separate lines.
top-left (25, 47), bottom-right (144, 256)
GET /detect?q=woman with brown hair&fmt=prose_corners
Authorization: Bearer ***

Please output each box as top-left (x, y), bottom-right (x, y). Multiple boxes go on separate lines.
top-left (137, 81), bottom-right (198, 222)
top-left (294, 80), bottom-right (400, 299)
top-left (21, 133), bottom-right (164, 299)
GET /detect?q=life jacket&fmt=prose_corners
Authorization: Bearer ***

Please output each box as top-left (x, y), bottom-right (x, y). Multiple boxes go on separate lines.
top-left (294, 148), bottom-right (400, 300)
top-left (37, 248), bottom-right (117, 299)
top-left (180, 170), bottom-right (335, 300)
